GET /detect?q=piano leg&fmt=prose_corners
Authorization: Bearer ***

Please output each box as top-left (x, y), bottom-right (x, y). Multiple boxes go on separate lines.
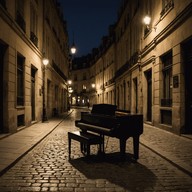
top-left (68, 137), bottom-right (71, 159)
top-left (81, 143), bottom-right (90, 156)
top-left (133, 135), bottom-right (140, 160)
top-left (101, 135), bottom-right (105, 153)
top-left (120, 138), bottom-right (127, 157)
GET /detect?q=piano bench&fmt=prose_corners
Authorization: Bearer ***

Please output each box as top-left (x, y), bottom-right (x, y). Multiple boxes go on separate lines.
top-left (68, 131), bottom-right (103, 158)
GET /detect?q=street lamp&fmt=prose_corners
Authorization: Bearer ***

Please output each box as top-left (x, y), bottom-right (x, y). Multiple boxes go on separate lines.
top-left (91, 83), bottom-right (96, 88)
top-left (70, 32), bottom-right (77, 55)
top-left (143, 15), bottom-right (151, 29)
top-left (42, 57), bottom-right (49, 122)
top-left (68, 79), bottom-right (72, 85)
top-left (70, 43), bottom-right (77, 55)
top-left (67, 80), bottom-right (73, 111)
top-left (143, 15), bottom-right (151, 25)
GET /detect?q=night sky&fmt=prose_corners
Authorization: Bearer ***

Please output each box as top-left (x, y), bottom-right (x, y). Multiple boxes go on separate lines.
top-left (59, 0), bottom-right (121, 57)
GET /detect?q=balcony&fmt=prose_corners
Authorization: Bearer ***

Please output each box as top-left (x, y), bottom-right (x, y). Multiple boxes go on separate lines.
top-left (160, 0), bottom-right (174, 17)
top-left (161, 98), bottom-right (172, 107)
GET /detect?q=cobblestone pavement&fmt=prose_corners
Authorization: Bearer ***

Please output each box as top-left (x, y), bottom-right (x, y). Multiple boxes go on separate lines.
top-left (0, 109), bottom-right (192, 192)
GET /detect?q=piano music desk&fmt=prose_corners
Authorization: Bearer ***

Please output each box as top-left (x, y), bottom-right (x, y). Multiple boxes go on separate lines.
top-left (68, 131), bottom-right (103, 158)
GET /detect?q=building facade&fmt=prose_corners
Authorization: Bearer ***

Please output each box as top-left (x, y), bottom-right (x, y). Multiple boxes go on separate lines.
top-left (71, 0), bottom-right (192, 135)
top-left (70, 56), bottom-right (91, 107)
top-left (0, 0), bottom-right (70, 133)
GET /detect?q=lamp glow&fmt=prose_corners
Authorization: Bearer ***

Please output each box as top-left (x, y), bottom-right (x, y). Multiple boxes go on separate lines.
top-left (70, 45), bottom-right (76, 54)
top-left (91, 83), bottom-right (95, 88)
top-left (68, 80), bottom-right (72, 85)
top-left (42, 58), bottom-right (49, 66)
top-left (143, 15), bottom-right (151, 25)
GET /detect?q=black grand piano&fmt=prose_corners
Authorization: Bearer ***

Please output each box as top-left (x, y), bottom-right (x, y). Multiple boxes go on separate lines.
top-left (75, 104), bottom-right (143, 160)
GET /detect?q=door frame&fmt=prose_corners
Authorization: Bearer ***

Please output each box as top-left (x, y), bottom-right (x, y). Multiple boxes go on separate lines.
top-left (0, 41), bottom-right (8, 133)
top-left (145, 70), bottom-right (152, 122)
top-left (183, 39), bottom-right (192, 133)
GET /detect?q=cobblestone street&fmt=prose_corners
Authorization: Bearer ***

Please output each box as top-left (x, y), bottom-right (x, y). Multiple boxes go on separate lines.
top-left (0, 109), bottom-right (192, 192)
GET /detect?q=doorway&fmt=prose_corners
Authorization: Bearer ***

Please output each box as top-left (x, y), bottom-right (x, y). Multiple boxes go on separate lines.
top-left (0, 42), bottom-right (7, 133)
top-left (183, 39), bottom-right (192, 133)
top-left (31, 67), bottom-right (36, 121)
top-left (146, 70), bottom-right (152, 121)
top-left (133, 78), bottom-right (138, 113)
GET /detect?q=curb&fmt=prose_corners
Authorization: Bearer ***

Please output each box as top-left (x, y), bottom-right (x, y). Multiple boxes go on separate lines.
top-left (140, 141), bottom-right (192, 177)
top-left (0, 110), bottom-right (73, 177)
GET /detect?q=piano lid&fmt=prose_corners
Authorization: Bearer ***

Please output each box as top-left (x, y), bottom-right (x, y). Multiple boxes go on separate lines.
top-left (91, 104), bottom-right (117, 116)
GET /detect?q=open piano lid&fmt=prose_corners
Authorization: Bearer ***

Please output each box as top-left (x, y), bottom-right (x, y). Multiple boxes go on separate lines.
top-left (91, 104), bottom-right (117, 116)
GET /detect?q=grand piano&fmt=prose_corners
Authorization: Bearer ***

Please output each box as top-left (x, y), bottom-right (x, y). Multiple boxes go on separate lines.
top-left (75, 104), bottom-right (143, 160)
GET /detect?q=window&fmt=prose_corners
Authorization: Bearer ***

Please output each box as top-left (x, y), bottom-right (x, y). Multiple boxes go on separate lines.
top-left (161, 51), bottom-right (172, 107)
top-left (16, 0), bottom-right (26, 32)
top-left (143, 0), bottom-right (152, 36)
top-left (17, 54), bottom-right (25, 106)
top-left (161, 110), bottom-right (172, 125)
top-left (17, 114), bottom-right (24, 127)
top-left (0, 0), bottom-right (6, 9)
top-left (74, 74), bottom-right (77, 81)
top-left (55, 85), bottom-right (58, 102)
top-left (161, 0), bottom-right (174, 17)
top-left (83, 73), bottom-right (86, 80)
top-left (30, 3), bottom-right (38, 46)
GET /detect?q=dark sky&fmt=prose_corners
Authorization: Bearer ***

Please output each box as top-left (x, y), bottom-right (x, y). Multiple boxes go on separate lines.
top-left (59, 0), bottom-right (121, 57)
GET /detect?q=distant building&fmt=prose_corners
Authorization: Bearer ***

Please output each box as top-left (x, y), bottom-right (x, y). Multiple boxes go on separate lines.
top-left (0, 0), bottom-right (70, 133)
top-left (70, 0), bottom-right (192, 135)
top-left (70, 56), bottom-right (91, 106)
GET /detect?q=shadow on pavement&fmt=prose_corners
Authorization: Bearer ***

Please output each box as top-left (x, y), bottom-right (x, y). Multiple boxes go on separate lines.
top-left (69, 152), bottom-right (156, 191)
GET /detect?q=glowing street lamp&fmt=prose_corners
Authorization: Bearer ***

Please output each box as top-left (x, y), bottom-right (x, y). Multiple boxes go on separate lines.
top-left (42, 57), bottom-right (49, 122)
top-left (42, 58), bottom-right (49, 66)
top-left (91, 83), bottom-right (96, 88)
top-left (70, 43), bottom-right (77, 55)
top-left (143, 15), bottom-right (151, 26)
top-left (67, 80), bottom-right (73, 111)
top-left (68, 79), bottom-right (72, 85)
top-left (70, 32), bottom-right (77, 55)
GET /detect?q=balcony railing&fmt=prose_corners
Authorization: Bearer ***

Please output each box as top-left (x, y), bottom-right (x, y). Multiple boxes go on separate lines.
top-left (115, 51), bottom-right (139, 78)
top-left (160, 0), bottom-right (174, 17)
top-left (52, 60), bottom-right (67, 81)
top-left (161, 98), bottom-right (172, 107)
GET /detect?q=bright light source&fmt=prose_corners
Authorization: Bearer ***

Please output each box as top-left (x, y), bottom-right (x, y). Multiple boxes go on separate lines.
top-left (68, 89), bottom-right (73, 93)
top-left (68, 80), bottom-right (72, 85)
top-left (70, 45), bottom-right (76, 54)
top-left (143, 15), bottom-right (151, 25)
top-left (42, 58), bottom-right (49, 66)
top-left (91, 83), bottom-right (95, 88)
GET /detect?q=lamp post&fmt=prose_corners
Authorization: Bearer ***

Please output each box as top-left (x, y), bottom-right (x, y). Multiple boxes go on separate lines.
top-left (42, 58), bottom-right (49, 122)
top-left (67, 80), bottom-right (73, 111)
top-left (68, 34), bottom-right (76, 109)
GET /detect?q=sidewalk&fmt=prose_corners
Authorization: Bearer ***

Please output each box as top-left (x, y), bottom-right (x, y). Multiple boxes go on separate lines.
top-left (0, 110), bottom-right (192, 178)
top-left (140, 124), bottom-right (192, 177)
top-left (0, 111), bottom-right (72, 176)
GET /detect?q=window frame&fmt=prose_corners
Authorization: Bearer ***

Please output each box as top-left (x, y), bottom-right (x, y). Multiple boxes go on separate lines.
top-left (17, 54), bottom-right (25, 106)
top-left (161, 51), bottom-right (173, 107)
